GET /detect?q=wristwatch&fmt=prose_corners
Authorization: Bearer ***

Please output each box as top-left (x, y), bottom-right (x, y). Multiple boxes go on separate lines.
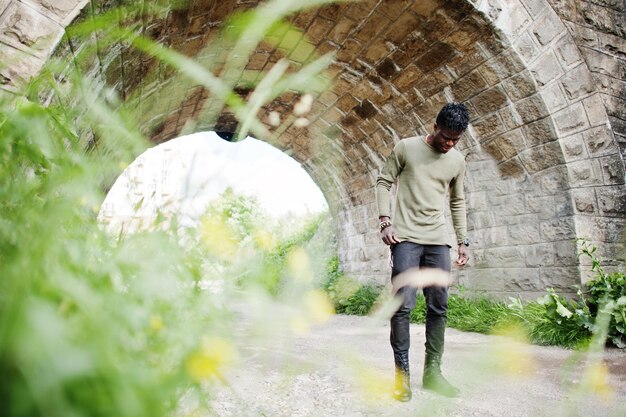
top-left (459, 239), bottom-right (470, 246)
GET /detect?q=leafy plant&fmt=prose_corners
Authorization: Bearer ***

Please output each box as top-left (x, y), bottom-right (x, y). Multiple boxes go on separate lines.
top-left (579, 239), bottom-right (626, 348)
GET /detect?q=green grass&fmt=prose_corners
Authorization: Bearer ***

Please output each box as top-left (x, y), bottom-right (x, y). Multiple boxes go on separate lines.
top-left (321, 278), bottom-right (595, 349)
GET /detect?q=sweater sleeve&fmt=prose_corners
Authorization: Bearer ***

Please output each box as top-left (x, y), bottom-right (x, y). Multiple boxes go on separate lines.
top-left (449, 159), bottom-right (467, 244)
top-left (376, 141), bottom-right (405, 218)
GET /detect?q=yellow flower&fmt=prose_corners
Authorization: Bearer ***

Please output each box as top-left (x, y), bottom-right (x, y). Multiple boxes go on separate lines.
top-left (200, 216), bottom-right (238, 261)
top-left (350, 362), bottom-right (394, 402)
top-left (304, 290), bottom-right (335, 324)
top-left (186, 336), bottom-right (237, 383)
top-left (149, 314), bottom-right (164, 332)
top-left (290, 314), bottom-right (310, 335)
top-left (584, 362), bottom-right (613, 400)
top-left (253, 229), bottom-right (275, 250)
top-left (490, 323), bottom-right (535, 376)
top-left (287, 247), bottom-right (313, 283)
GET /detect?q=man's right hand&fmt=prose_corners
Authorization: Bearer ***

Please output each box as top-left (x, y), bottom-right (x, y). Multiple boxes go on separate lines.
top-left (381, 225), bottom-right (401, 246)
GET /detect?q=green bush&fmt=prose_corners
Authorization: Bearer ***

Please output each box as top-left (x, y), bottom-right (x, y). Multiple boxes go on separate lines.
top-left (579, 240), bottom-right (625, 348)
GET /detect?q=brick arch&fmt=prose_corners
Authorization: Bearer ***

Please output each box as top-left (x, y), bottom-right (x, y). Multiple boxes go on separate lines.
top-left (1, 0), bottom-right (624, 298)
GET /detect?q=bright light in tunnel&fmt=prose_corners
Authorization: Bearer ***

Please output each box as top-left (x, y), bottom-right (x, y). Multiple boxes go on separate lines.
top-left (99, 131), bottom-right (328, 231)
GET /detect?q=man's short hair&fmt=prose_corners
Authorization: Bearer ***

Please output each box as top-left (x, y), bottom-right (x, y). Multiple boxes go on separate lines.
top-left (436, 103), bottom-right (469, 132)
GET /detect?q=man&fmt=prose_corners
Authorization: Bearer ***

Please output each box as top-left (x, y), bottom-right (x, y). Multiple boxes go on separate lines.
top-left (375, 102), bottom-right (470, 401)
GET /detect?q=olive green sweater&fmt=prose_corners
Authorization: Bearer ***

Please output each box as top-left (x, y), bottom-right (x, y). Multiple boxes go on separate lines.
top-left (376, 136), bottom-right (467, 247)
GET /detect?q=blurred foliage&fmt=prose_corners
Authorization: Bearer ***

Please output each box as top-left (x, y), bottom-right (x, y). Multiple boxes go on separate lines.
top-left (0, 0), bottom-right (341, 416)
top-left (322, 257), bottom-right (382, 315)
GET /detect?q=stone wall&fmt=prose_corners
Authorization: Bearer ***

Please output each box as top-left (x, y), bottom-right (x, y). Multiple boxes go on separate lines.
top-left (1, 0), bottom-right (624, 299)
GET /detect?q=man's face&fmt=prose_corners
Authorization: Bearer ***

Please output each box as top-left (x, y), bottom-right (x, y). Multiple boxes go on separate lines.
top-left (430, 124), bottom-right (464, 153)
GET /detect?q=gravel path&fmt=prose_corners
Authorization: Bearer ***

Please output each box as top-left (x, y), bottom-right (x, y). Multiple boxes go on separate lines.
top-left (207, 314), bottom-right (625, 417)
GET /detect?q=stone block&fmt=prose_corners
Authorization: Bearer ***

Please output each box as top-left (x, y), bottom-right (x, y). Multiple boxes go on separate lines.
top-left (353, 11), bottom-right (389, 44)
top-left (392, 64), bottom-right (423, 92)
top-left (595, 74), bottom-right (625, 99)
top-left (560, 64), bottom-right (595, 101)
top-left (496, 2), bottom-right (531, 38)
top-left (519, 141), bottom-right (564, 174)
top-left (468, 211), bottom-right (497, 229)
top-left (524, 243), bottom-right (556, 267)
top-left (382, 10), bottom-right (420, 44)
top-left (0, 2), bottom-right (62, 57)
top-left (363, 39), bottom-right (391, 64)
top-left (583, 125), bottom-right (618, 156)
top-left (467, 191), bottom-right (489, 211)
top-left (596, 31), bottom-right (626, 59)
top-left (0, 0), bottom-right (9, 15)
top-left (560, 133), bottom-right (589, 162)
top-left (482, 246), bottom-right (528, 268)
top-left (446, 46), bottom-right (489, 78)
top-left (582, 94), bottom-right (608, 127)
top-left (540, 217), bottom-right (577, 241)
top-left (553, 102), bottom-right (590, 136)
top-left (539, 81), bottom-right (568, 112)
top-left (555, 36), bottom-right (583, 68)
top-left (502, 70), bottom-right (537, 101)
top-left (508, 223), bottom-right (541, 245)
top-left (498, 158), bottom-right (526, 178)
top-left (475, 225), bottom-right (510, 248)
top-left (450, 70), bottom-right (488, 102)
top-left (565, 21), bottom-right (597, 48)
top-left (538, 267), bottom-right (580, 290)
top-left (537, 165), bottom-right (570, 193)
top-left (482, 139), bottom-right (506, 161)
top-left (496, 129), bottom-right (526, 158)
top-left (530, 51), bottom-right (563, 87)
top-left (502, 268), bottom-right (544, 292)
top-left (22, 0), bottom-right (87, 25)
top-left (0, 43), bottom-right (44, 86)
top-left (580, 47), bottom-right (619, 78)
top-left (520, 0), bottom-right (547, 18)
top-left (523, 116), bottom-right (557, 147)
top-left (499, 105), bottom-right (524, 130)
top-left (578, 2), bottom-right (622, 38)
top-left (414, 41), bottom-right (457, 74)
top-left (336, 38), bottom-right (362, 63)
top-left (604, 96), bottom-right (626, 119)
top-left (414, 68), bottom-right (454, 97)
top-left (410, 0), bottom-right (439, 18)
top-left (481, 50), bottom-right (527, 86)
top-left (516, 93), bottom-right (550, 124)
top-left (466, 268), bottom-right (506, 291)
top-left (470, 85), bottom-right (509, 116)
top-left (600, 154), bottom-right (625, 185)
top-left (571, 187), bottom-right (597, 214)
top-left (291, 39), bottom-right (317, 63)
top-left (566, 159), bottom-right (603, 187)
top-left (513, 31), bottom-right (540, 65)
top-left (598, 186), bottom-right (626, 215)
top-left (328, 17), bottom-right (358, 45)
top-left (591, 216), bottom-right (626, 243)
top-left (532, 11), bottom-right (564, 46)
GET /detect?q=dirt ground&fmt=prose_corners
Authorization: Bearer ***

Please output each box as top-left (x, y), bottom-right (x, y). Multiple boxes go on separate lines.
top-left (205, 314), bottom-right (625, 417)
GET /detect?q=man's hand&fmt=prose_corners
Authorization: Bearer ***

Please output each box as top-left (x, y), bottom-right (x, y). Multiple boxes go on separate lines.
top-left (456, 244), bottom-right (469, 266)
top-left (381, 225), bottom-right (401, 246)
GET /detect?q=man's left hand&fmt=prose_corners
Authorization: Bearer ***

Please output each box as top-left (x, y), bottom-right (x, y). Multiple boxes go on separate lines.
top-left (456, 244), bottom-right (469, 266)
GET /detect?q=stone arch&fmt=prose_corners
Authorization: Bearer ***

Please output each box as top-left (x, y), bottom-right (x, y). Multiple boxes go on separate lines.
top-left (1, 0), bottom-right (624, 298)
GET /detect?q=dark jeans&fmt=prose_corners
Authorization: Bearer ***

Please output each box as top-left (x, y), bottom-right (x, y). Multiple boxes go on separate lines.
top-left (390, 242), bottom-right (450, 364)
